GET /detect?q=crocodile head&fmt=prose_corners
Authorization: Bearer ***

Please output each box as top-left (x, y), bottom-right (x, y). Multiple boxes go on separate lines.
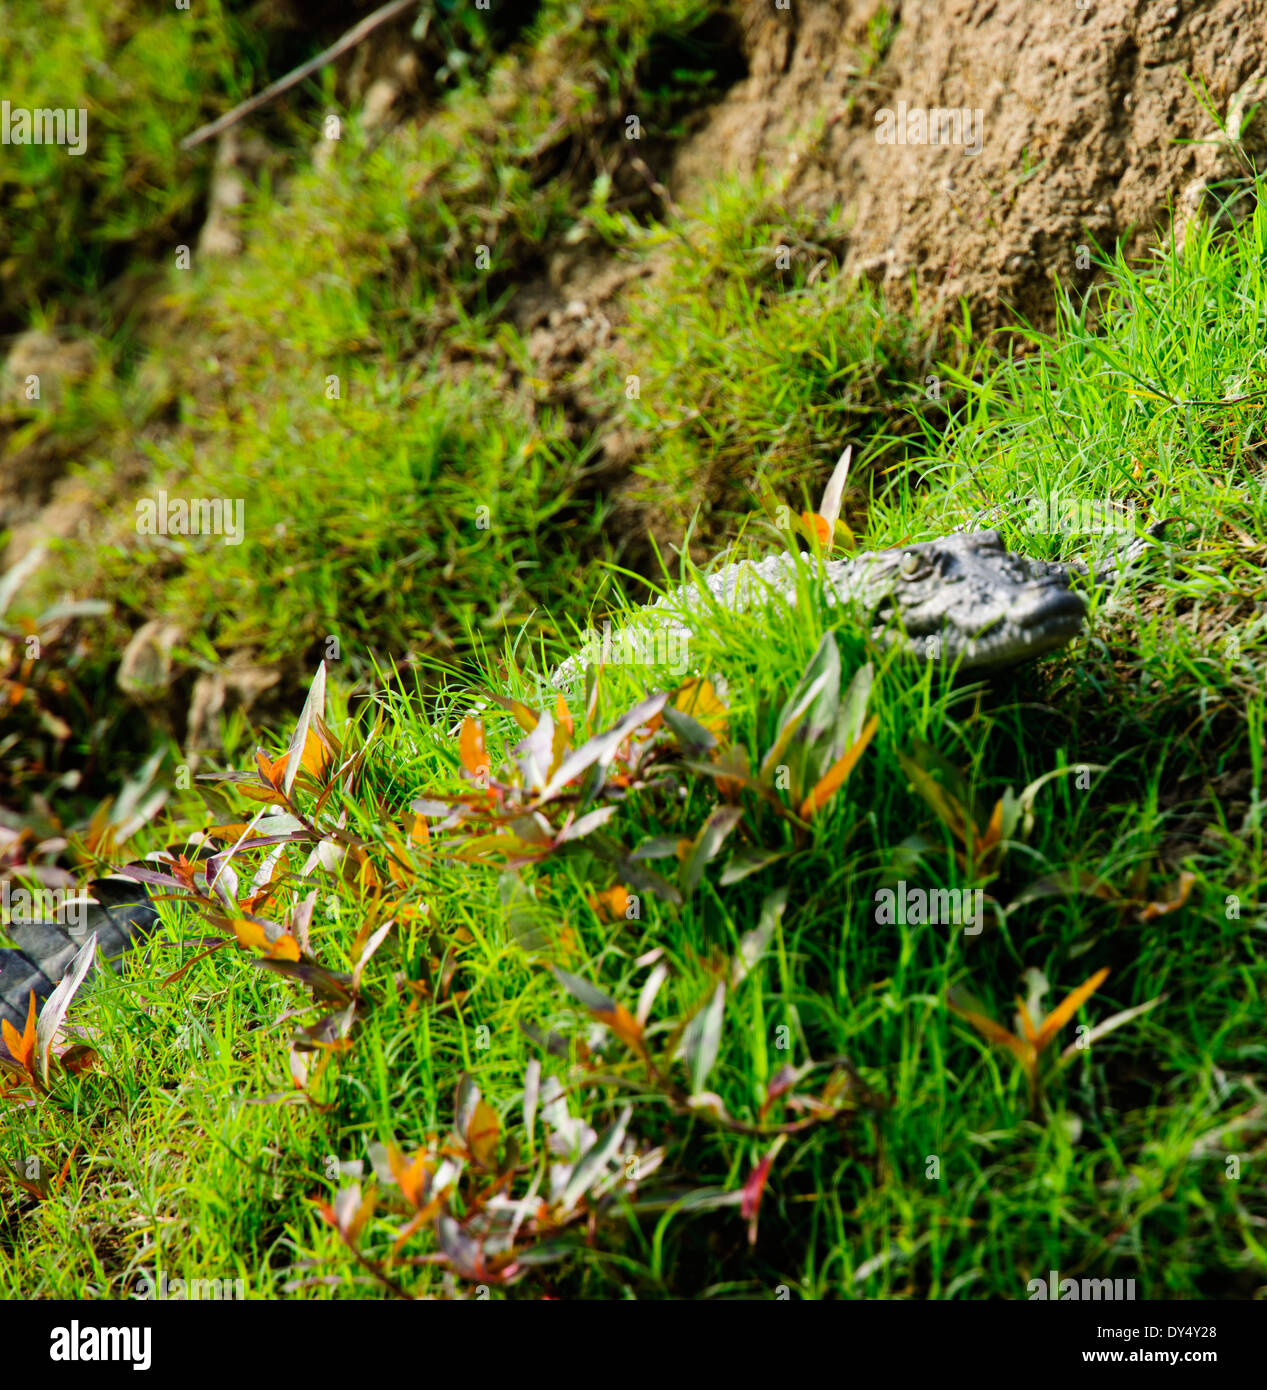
top-left (835, 529), bottom-right (1088, 671)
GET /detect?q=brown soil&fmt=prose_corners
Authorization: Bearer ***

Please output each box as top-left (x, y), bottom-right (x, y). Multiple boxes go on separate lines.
top-left (669, 0), bottom-right (1267, 335)
top-left (492, 0), bottom-right (1267, 563)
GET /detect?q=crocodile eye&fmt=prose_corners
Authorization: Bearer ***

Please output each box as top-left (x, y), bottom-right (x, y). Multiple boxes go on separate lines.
top-left (900, 551), bottom-right (923, 577)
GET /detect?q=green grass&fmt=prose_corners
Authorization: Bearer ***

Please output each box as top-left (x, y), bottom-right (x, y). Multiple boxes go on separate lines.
top-left (0, 0), bottom-right (262, 326)
top-left (605, 173), bottom-right (931, 550)
top-left (0, 0), bottom-right (748, 806)
top-left (5, 183), bottom-right (1266, 1297)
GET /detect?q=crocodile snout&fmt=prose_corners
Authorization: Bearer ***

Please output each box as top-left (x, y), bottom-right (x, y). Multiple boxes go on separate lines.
top-left (1015, 581), bottom-right (1087, 630)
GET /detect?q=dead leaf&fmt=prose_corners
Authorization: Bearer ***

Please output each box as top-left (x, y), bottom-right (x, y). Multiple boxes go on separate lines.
top-left (1134, 871), bottom-right (1196, 922)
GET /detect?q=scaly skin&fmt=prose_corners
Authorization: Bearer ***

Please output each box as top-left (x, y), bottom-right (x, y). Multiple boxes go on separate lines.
top-left (1, 866), bottom-right (162, 1045)
top-left (554, 529), bottom-right (1093, 686)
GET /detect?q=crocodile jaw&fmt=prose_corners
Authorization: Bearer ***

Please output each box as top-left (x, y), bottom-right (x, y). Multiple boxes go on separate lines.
top-left (887, 588), bottom-right (1087, 670)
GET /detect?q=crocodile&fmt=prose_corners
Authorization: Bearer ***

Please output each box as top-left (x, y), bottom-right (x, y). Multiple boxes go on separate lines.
top-left (1, 526), bottom-right (1162, 1046)
top-left (552, 526), bottom-right (1157, 688)
top-left (0, 869), bottom-right (159, 1059)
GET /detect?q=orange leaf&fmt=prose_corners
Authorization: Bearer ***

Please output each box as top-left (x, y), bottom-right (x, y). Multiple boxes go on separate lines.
top-left (799, 714), bottom-right (879, 818)
top-left (1135, 871), bottom-right (1196, 923)
top-left (230, 918), bottom-right (270, 951)
top-left (501, 698), bottom-right (541, 734)
top-left (386, 839), bottom-right (413, 890)
top-left (977, 798), bottom-right (1005, 858)
top-left (387, 1145), bottom-right (433, 1208)
top-left (801, 510), bottom-right (831, 545)
top-left (1, 1020), bottom-right (25, 1069)
top-left (236, 784), bottom-right (290, 806)
top-left (672, 678), bottom-right (729, 738)
top-left (1, 993), bottom-right (37, 1075)
top-left (84, 796), bottom-right (114, 855)
top-left (205, 822), bottom-right (253, 841)
top-left (459, 718), bottom-right (489, 781)
top-left (352, 850), bottom-right (381, 893)
top-left (467, 1099), bottom-right (501, 1168)
top-left (298, 725), bottom-right (333, 782)
top-left (453, 832), bottom-right (551, 865)
top-left (549, 716), bottom-right (571, 783)
top-left (256, 748), bottom-right (286, 790)
top-left (347, 1187), bottom-right (377, 1241)
top-left (1035, 968), bottom-right (1110, 1052)
top-left (588, 885), bottom-right (630, 922)
top-left (393, 1195), bottom-right (447, 1253)
top-left (55, 1143), bottom-right (80, 1192)
top-left (947, 990), bottom-right (1032, 1066)
top-left (592, 1003), bottom-right (644, 1053)
top-left (554, 693), bottom-right (574, 739)
top-left (409, 813), bottom-right (431, 848)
